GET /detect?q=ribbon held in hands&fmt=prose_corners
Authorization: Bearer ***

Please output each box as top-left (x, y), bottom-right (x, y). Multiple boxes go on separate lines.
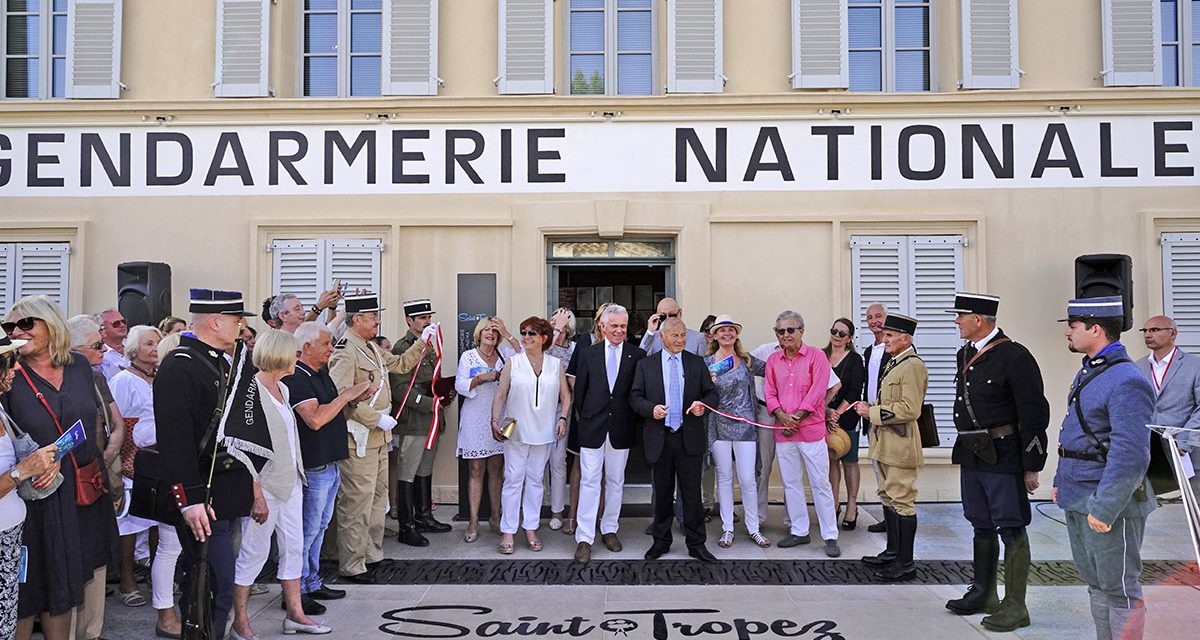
top-left (393, 323), bottom-right (447, 451)
top-left (697, 403), bottom-right (797, 431)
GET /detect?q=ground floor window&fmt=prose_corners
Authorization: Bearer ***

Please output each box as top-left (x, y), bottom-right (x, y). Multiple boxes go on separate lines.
top-left (850, 234), bottom-right (964, 446)
top-left (1162, 231), bottom-right (1200, 351)
top-left (0, 242), bottom-right (70, 317)
top-left (269, 238), bottom-right (382, 308)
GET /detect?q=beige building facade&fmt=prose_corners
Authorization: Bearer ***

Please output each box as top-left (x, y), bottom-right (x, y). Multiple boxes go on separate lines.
top-left (0, 0), bottom-right (1198, 502)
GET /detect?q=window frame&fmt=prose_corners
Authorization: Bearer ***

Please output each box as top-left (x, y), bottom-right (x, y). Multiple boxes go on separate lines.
top-left (564, 0), bottom-right (659, 97)
top-left (847, 0), bottom-right (937, 93)
top-left (1, 0), bottom-right (68, 100)
top-left (1162, 0), bottom-right (1197, 86)
top-left (0, 241), bottom-right (71, 317)
top-left (298, 0), bottom-right (384, 98)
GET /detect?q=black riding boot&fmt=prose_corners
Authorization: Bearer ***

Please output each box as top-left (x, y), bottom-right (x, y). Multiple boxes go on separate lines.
top-left (982, 529), bottom-right (1032, 631)
top-left (862, 507), bottom-right (900, 567)
top-left (396, 480), bottom-right (430, 547)
top-left (946, 533), bottom-right (1000, 615)
top-left (875, 514), bottom-right (917, 581)
top-left (413, 475), bottom-right (452, 533)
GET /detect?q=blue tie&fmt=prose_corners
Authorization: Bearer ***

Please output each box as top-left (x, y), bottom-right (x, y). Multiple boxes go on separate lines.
top-left (667, 354), bottom-right (683, 430)
top-left (606, 343), bottom-right (619, 392)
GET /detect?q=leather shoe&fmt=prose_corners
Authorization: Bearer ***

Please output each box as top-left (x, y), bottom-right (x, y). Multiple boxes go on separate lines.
top-left (308, 585), bottom-right (346, 601)
top-left (644, 544), bottom-right (670, 560)
top-left (688, 546), bottom-right (720, 563)
top-left (867, 520), bottom-right (888, 533)
top-left (280, 595), bottom-right (325, 615)
top-left (777, 534), bottom-right (811, 548)
top-left (574, 542), bottom-right (591, 564)
top-left (601, 533), bottom-right (623, 552)
top-left (337, 570), bottom-right (375, 585)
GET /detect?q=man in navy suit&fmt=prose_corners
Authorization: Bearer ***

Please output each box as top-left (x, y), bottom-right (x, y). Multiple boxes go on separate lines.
top-left (631, 318), bottom-right (721, 563)
top-left (571, 305), bottom-right (646, 563)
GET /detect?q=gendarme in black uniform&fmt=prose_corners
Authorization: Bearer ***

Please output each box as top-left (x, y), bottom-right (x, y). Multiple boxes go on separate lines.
top-left (945, 293), bottom-right (1049, 633)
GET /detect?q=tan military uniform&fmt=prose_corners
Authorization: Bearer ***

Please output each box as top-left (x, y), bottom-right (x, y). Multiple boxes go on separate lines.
top-left (868, 346), bottom-right (928, 517)
top-left (389, 329), bottom-right (445, 482)
top-left (328, 329), bottom-right (422, 575)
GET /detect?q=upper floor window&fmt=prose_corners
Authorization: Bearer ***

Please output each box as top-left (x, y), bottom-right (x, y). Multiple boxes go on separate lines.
top-left (3, 0), bottom-right (67, 98)
top-left (303, 0), bottom-right (382, 97)
top-left (1162, 0), bottom-right (1198, 86)
top-left (848, 0), bottom-right (930, 92)
top-left (568, 0), bottom-right (655, 96)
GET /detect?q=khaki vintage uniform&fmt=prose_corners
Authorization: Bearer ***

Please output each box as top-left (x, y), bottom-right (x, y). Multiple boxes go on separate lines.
top-left (328, 330), bottom-right (423, 575)
top-left (867, 346), bottom-right (928, 517)
top-left (389, 330), bottom-right (445, 482)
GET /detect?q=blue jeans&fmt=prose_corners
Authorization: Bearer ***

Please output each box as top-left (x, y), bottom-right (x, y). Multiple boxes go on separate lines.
top-left (301, 464), bottom-right (340, 594)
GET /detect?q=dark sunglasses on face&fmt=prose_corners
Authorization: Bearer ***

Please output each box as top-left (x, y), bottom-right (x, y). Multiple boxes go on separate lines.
top-left (774, 327), bottom-right (800, 336)
top-left (1, 317), bottom-right (41, 334)
top-left (519, 329), bottom-right (541, 337)
top-left (109, 319), bottom-right (127, 328)
top-left (830, 328), bottom-right (850, 338)
top-left (76, 340), bottom-right (104, 351)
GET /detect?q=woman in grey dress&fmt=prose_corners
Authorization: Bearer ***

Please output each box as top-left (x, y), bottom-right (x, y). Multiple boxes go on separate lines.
top-left (703, 315), bottom-right (770, 548)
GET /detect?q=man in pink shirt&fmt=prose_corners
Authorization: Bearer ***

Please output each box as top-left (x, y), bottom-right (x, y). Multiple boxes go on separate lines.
top-left (765, 310), bottom-right (840, 557)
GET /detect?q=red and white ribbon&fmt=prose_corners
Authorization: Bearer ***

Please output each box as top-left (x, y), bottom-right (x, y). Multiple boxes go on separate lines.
top-left (392, 325), bottom-right (447, 451)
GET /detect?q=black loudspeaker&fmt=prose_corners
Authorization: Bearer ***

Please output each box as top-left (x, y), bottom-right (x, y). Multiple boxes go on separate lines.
top-left (1074, 254), bottom-right (1133, 331)
top-left (117, 262), bottom-right (172, 328)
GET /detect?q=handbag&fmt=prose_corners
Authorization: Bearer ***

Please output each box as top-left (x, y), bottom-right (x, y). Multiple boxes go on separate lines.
top-left (0, 404), bottom-right (63, 501)
top-left (917, 403), bottom-right (939, 448)
top-left (91, 380), bottom-right (127, 513)
top-left (18, 367), bottom-right (110, 507)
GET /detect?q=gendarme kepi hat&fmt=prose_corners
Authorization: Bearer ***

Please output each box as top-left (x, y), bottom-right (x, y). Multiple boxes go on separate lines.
top-left (403, 299), bottom-right (435, 317)
top-left (882, 313), bottom-right (918, 335)
top-left (946, 292), bottom-right (1000, 316)
top-left (1058, 295), bottom-right (1124, 322)
top-left (345, 293), bottom-right (384, 314)
top-left (189, 289), bottom-right (255, 317)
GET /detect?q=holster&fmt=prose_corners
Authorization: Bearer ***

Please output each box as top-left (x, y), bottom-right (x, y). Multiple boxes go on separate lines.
top-left (959, 429), bottom-right (998, 465)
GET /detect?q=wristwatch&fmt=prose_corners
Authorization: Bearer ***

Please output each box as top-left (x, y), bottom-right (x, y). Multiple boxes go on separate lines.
top-left (310, 305), bottom-right (323, 315)
top-left (8, 468), bottom-right (19, 483)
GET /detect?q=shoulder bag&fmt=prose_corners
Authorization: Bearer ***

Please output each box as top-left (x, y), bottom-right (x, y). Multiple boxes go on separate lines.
top-left (18, 367), bottom-right (109, 507)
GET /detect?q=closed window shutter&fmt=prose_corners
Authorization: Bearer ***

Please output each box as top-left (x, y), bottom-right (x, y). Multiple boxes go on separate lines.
top-left (383, 0), bottom-right (439, 96)
top-left (14, 243), bottom-right (70, 312)
top-left (326, 239), bottom-right (382, 298)
top-left (1162, 233), bottom-right (1200, 352)
top-left (497, 0), bottom-right (553, 95)
top-left (666, 0), bottom-right (724, 93)
top-left (960, 0), bottom-right (1019, 89)
top-left (851, 236), bottom-right (904, 342)
top-left (215, 0), bottom-right (270, 97)
top-left (790, 0), bottom-right (847, 89)
top-left (66, 0), bottom-right (122, 99)
top-left (1101, 0), bottom-right (1161, 86)
top-left (271, 239), bottom-right (324, 308)
top-left (0, 245), bottom-right (13, 318)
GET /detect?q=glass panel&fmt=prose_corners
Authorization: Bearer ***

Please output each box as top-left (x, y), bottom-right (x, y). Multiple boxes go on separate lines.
top-left (350, 12), bottom-right (381, 53)
top-left (1162, 0), bottom-right (1177, 41)
top-left (617, 10), bottom-right (652, 51)
top-left (305, 13), bottom-right (338, 54)
top-left (52, 56), bottom-right (64, 97)
top-left (1194, 0), bottom-right (1200, 42)
top-left (895, 49), bottom-right (930, 91)
top-left (53, 14), bottom-right (66, 55)
top-left (569, 54), bottom-right (605, 94)
top-left (5, 1), bottom-right (38, 11)
top-left (1163, 44), bottom-right (1180, 86)
top-left (1193, 44), bottom-right (1200, 85)
top-left (5, 58), bottom-right (37, 98)
top-left (53, 0), bottom-right (66, 11)
top-left (849, 50), bottom-right (882, 91)
top-left (305, 0), bottom-right (338, 10)
top-left (303, 56), bottom-right (338, 96)
top-left (617, 0), bottom-right (652, 8)
top-left (617, 53), bottom-right (652, 95)
top-left (613, 242), bottom-right (670, 258)
top-left (894, 6), bottom-right (929, 48)
top-left (551, 242), bottom-right (609, 258)
top-left (570, 11), bottom-right (604, 51)
top-left (349, 55), bottom-right (381, 96)
top-left (848, 7), bottom-right (881, 49)
top-left (351, 0), bottom-right (382, 9)
top-left (571, 0), bottom-right (604, 8)
top-left (6, 15), bottom-right (39, 55)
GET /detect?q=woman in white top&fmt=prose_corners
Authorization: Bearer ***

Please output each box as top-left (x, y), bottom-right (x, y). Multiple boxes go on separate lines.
top-left (0, 327), bottom-right (60, 640)
top-left (230, 330), bottom-right (330, 639)
top-left (454, 317), bottom-right (517, 543)
top-left (491, 317), bottom-right (570, 555)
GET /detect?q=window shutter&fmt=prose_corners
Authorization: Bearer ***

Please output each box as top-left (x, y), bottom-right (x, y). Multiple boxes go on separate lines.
top-left (960, 0), bottom-right (1019, 89)
top-left (271, 240), bottom-right (324, 309)
top-left (851, 236), bottom-right (904, 353)
top-left (0, 245), bottom-right (14, 319)
top-left (14, 243), bottom-right (71, 312)
top-left (497, 0), bottom-right (553, 95)
top-left (215, 0), bottom-right (270, 97)
top-left (383, 0), bottom-right (439, 96)
top-left (908, 236), bottom-right (965, 446)
top-left (790, 0), bottom-right (847, 89)
top-left (1101, 0), bottom-right (1161, 86)
top-left (66, 0), bottom-right (122, 99)
top-left (666, 0), bottom-right (724, 93)
top-left (326, 239), bottom-right (382, 298)
top-left (1162, 233), bottom-right (1200, 352)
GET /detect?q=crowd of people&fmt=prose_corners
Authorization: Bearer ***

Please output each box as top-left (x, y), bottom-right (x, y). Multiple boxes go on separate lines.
top-left (0, 280), bottom-right (1181, 640)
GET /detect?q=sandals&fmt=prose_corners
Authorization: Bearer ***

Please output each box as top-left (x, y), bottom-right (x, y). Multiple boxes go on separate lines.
top-left (526, 535), bottom-right (543, 552)
top-left (464, 527), bottom-right (479, 543)
top-left (561, 518), bottom-right (576, 535)
top-left (841, 507), bottom-right (859, 531)
top-left (718, 531), bottom-right (734, 548)
top-left (750, 532), bottom-right (771, 548)
top-left (498, 539), bottom-right (515, 555)
top-left (120, 589), bottom-right (147, 607)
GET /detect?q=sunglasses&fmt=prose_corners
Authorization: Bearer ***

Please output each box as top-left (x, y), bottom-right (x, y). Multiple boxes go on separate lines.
top-left (75, 340), bottom-right (104, 351)
top-left (1, 317), bottom-right (41, 334)
top-left (519, 329), bottom-right (541, 337)
top-left (109, 318), bottom-right (127, 328)
top-left (830, 328), bottom-right (850, 338)
top-left (774, 327), bottom-right (801, 336)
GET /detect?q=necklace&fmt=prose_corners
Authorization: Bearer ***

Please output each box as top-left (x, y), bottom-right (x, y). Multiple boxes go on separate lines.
top-left (129, 362), bottom-right (155, 379)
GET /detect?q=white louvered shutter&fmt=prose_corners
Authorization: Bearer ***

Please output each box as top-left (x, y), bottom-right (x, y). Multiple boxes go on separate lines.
top-left (0, 245), bottom-right (14, 318)
top-left (667, 0), bottom-right (724, 93)
top-left (1163, 233), bottom-right (1200, 352)
top-left (497, 0), bottom-right (553, 94)
top-left (1101, 0), bottom-right (1161, 86)
top-left (383, 0), bottom-right (439, 96)
top-left (790, 0), bottom-right (847, 89)
top-left (271, 240), bottom-right (324, 308)
top-left (960, 0), bottom-right (1019, 89)
top-left (14, 243), bottom-right (70, 312)
top-left (909, 236), bottom-right (965, 446)
top-left (66, 0), bottom-right (122, 99)
top-left (215, 0), bottom-right (270, 97)
top-left (326, 240), bottom-right (382, 298)
top-left (851, 236), bottom-right (904, 353)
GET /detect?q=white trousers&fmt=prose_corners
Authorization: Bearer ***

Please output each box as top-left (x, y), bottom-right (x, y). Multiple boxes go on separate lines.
top-left (575, 436), bottom-right (629, 545)
top-left (235, 482), bottom-right (305, 585)
top-left (755, 405), bottom-right (777, 522)
top-left (546, 433), bottom-right (569, 513)
top-left (711, 440), bottom-right (760, 535)
top-left (150, 523), bottom-right (182, 610)
top-left (776, 439), bottom-right (839, 541)
top-left (501, 441), bottom-right (551, 534)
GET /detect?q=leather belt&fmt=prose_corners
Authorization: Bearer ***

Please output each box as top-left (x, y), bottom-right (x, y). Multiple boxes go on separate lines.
top-left (1058, 445), bottom-right (1106, 463)
top-left (958, 423), bottom-right (1017, 440)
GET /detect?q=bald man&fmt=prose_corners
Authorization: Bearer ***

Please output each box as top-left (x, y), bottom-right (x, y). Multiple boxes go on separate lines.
top-left (1135, 315), bottom-right (1200, 496)
top-left (639, 298), bottom-right (707, 356)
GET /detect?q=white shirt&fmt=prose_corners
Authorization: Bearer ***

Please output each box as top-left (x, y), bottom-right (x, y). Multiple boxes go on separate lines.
top-left (109, 370), bottom-right (157, 447)
top-left (1150, 347), bottom-right (1177, 396)
top-left (98, 348), bottom-right (129, 381)
top-left (867, 340), bottom-right (886, 403)
top-left (0, 431), bottom-right (25, 532)
top-left (605, 340), bottom-right (623, 392)
top-left (971, 327), bottom-right (1001, 352)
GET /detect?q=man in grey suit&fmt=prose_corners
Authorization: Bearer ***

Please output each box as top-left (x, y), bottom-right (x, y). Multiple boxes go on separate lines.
top-left (640, 298), bottom-right (707, 356)
top-left (1135, 315), bottom-right (1200, 494)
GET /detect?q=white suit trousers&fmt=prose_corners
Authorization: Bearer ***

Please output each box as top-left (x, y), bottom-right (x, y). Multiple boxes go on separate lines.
top-left (575, 435), bottom-right (629, 545)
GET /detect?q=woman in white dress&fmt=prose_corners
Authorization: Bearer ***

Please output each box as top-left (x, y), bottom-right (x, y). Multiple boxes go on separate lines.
top-left (490, 317), bottom-right (570, 555)
top-left (454, 317), bottom-right (517, 542)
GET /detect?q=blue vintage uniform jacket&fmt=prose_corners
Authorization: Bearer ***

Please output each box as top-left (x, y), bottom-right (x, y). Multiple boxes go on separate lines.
top-left (1053, 342), bottom-right (1156, 523)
